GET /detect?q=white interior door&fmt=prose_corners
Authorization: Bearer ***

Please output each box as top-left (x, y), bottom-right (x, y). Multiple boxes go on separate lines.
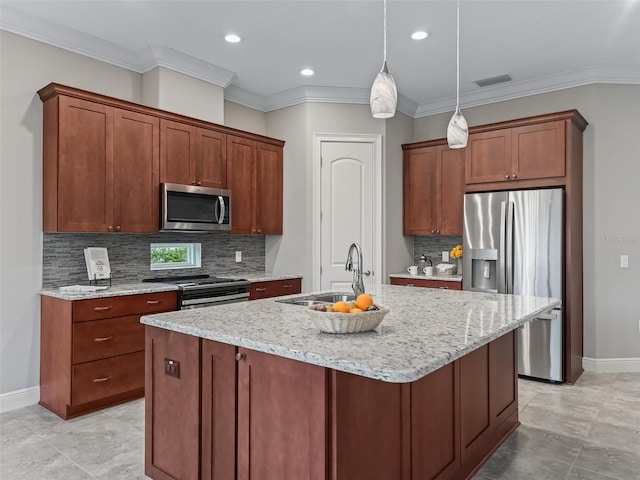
top-left (319, 139), bottom-right (379, 291)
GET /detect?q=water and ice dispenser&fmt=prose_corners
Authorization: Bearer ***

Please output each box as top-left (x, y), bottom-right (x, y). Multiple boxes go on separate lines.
top-left (468, 249), bottom-right (498, 293)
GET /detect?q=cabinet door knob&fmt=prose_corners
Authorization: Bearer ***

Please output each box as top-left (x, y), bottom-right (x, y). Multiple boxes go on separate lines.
top-left (115, 225), bottom-right (121, 231)
top-left (235, 352), bottom-right (246, 362)
top-left (108, 225), bottom-right (113, 231)
top-left (191, 181), bottom-right (196, 185)
top-left (512, 174), bottom-right (517, 179)
top-left (407, 283), bottom-right (415, 287)
top-left (431, 230), bottom-right (435, 234)
top-left (197, 182), bottom-right (202, 186)
top-left (436, 230), bottom-right (440, 234)
top-left (505, 175), bottom-right (510, 179)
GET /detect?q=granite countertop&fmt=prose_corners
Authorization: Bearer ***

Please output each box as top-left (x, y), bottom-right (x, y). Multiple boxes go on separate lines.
top-left (241, 272), bottom-right (303, 283)
top-left (40, 283), bottom-right (178, 301)
top-left (389, 273), bottom-right (463, 282)
top-left (141, 284), bottom-right (560, 383)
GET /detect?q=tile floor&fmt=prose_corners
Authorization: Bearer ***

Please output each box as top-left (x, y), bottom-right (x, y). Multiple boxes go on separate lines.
top-left (1, 372), bottom-right (639, 479)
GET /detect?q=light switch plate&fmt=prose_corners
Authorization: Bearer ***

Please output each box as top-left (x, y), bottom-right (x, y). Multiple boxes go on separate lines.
top-left (621, 255), bottom-right (629, 268)
top-left (235, 251), bottom-right (242, 263)
top-left (442, 251), bottom-right (449, 262)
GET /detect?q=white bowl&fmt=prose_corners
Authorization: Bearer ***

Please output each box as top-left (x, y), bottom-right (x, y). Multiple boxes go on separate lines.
top-left (306, 305), bottom-right (389, 334)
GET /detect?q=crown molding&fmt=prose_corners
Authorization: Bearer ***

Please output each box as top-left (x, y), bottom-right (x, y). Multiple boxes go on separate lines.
top-left (3, 3), bottom-right (639, 119)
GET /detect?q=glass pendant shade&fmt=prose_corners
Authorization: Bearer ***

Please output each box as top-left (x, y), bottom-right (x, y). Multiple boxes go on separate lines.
top-left (447, 108), bottom-right (468, 148)
top-left (370, 61), bottom-right (397, 118)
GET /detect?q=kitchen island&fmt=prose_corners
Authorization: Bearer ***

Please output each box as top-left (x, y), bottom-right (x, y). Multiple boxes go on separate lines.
top-left (141, 285), bottom-right (560, 480)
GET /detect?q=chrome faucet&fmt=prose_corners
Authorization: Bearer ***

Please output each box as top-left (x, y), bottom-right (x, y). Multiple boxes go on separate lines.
top-left (345, 242), bottom-right (365, 297)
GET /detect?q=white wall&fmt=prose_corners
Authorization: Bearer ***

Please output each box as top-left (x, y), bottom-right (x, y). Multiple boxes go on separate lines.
top-left (413, 84), bottom-right (640, 360)
top-left (142, 66), bottom-right (224, 124)
top-left (0, 31), bottom-right (143, 395)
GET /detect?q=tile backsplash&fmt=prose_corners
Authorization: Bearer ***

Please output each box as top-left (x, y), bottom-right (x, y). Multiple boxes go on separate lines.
top-left (413, 235), bottom-right (462, 266)
top-left (42, 233), bottom-right (265, 287)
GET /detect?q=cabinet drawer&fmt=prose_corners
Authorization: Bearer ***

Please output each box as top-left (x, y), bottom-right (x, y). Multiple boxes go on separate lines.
top-left (73, 315), bottom-right (144, 364)
top-left (73, 292), bottom-right (177, 322)
top-left (249, 278), bottom-right (302, 300)
top-left (72, 351), bottom-right (144, 405)
top-left (390, 278), bottom-right (462, 290)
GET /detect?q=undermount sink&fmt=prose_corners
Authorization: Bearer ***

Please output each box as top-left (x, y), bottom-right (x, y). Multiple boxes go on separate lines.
top-left (275, 292), bottom-right (357, 306)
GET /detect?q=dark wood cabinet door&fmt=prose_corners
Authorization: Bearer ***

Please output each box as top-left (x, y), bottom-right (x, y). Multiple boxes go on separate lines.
top-left (201, 340), bottom-right (237, 480)
top-left (489, 331), bottom-right (517, 425)
top-left (255, 142), bottom-right (283, 234)
top-left (465, 129), bottom-right (512, 185)
top-left (196, 127), bottom-right (227, 188)
top-left (227, 135), bottom-right (255, 234)
top-left (437, 146), bottom-right (465, 235)
top-left (512, 120), bottom-right (565, 181)
top-left (160, 119), bottom-right (196, 186)
top-left (57, 96), bottom-right (114, 232)
top-left (113, 109), bottom-right (159, 232)
top-left (237, 348), bottom-right (327, 480)
top-left (403, 147), bottom-right (436, 235)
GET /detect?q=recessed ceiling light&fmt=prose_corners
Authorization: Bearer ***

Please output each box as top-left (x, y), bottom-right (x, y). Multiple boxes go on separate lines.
top-left (300, 68), bottom-right (314, 76)
top-left (225, 34), bottom-right (241, 43)
top-left (411, 31), bottom-right (429, 40)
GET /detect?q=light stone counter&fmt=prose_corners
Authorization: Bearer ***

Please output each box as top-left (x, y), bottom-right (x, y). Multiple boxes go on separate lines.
top-left (389, 273), bottom-right (462, 282)
top-left (40, 283), bottom-right (178, 301)
top-left (141, 284), bottom-right (559, 383)
top-left (240, 272), bottom-right (303, 283)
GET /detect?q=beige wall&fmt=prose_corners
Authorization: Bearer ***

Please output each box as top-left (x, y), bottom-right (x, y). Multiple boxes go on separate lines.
top-left (142, 66), bottom-right (224, 124)
top-left (224, 100), bottom-right (267, 136)
top-left (414, 84), bottom-right (640, 360)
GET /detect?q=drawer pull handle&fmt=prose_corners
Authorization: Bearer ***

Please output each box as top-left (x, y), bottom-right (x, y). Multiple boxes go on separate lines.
top-left (283, 284), bottom-right (293, 288)
top-left (146, 300), bottom-right (161, 305)
top-left (255, 288), bottom-right (267, 292)
top-left (93, 306), bottom-right (113, 312)
top-left (92, 376), bottom-right (111, 383)
top-left (93, 336), bottom-right (113, 343)
top-left (407, 283), bottom-right (415, 287)
top-left (438, 286), bottom-right (449, 289)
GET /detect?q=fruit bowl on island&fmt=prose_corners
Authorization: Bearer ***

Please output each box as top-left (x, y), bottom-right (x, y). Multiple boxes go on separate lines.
top-left (306, 299), bottom-right (389, 334)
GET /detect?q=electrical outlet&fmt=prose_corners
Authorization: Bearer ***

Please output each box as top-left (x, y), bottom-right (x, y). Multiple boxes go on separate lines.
top-left (164, 359), bottom-right (180, 379)
top-left (235, 251), bottom-right (242, 263)
top-left (442, 251), bottom-right (449, 262)
top-left (620, 255), bottom-right (629, 268)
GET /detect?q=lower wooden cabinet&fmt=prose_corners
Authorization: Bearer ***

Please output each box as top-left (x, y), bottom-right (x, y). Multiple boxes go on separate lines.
top-left (40, 291), bottom-right (177, 419)
top-left (249, 278), bottom-right (302, 300)
top-left (390, 277), bottom-right (462, 290)
top-left (145, 327), bottom-right (517, 480)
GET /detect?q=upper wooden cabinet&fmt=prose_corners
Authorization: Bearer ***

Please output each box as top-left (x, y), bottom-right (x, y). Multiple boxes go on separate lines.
top-left (402, 142), bottom-right (465, 236)
top-left (38, 83), bottom-right (285, 234)
top-left (465, 114), bottom-right (580, 190)
top-left (227, 135), bottom-right (283, 235)
top-left (41, 93), bottom-right (159, 233)
top-left (160, 119), bottom-right (227, 188)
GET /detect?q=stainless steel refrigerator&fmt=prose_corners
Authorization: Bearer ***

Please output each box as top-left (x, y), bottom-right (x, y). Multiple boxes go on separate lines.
top-left (462, 188), bottom-right (564, 382)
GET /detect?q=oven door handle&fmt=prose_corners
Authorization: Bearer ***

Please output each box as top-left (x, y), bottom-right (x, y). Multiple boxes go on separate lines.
top-left (182, 292), bottom-right (250, 307)
top-left (181, 281), bottom-right (250, 292)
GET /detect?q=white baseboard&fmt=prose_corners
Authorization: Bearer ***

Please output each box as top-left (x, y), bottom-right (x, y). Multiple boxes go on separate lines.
top-left (0, 386), bottom-right (40, 413)
top-left (583, 357), bottom-right (640, 373)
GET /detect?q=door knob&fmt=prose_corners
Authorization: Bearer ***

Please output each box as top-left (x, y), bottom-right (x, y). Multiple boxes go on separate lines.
top-left (235, 352), bottom-right (246, 362)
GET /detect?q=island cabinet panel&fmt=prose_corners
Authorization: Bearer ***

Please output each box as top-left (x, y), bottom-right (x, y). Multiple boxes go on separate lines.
top-left (145, 327), bottom-right (201, 480)
top-left (331, 372), bottom-right (409, 480)
top-left (237, 348), bottom-right (327, 480)
top-left (201, 340), bottom-right (237, 480)
top-left (160, 119), bottom-right (227, 188)
top-left (410, 362), bottom-right (460, 480)
top-left (249, 278), bottom-right (302, 300)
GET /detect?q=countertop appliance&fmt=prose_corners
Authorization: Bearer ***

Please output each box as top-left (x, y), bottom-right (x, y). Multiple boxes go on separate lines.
top-left (144, 274), bottom-right (250, 309)
top-left (462, 188), bottom-right (564, 382)
top-left (161, 183), bottom-right (232, 232)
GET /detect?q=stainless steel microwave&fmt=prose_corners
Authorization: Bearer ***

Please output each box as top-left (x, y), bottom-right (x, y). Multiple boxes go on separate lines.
top-left (161, 183), bottom-right (232, 232)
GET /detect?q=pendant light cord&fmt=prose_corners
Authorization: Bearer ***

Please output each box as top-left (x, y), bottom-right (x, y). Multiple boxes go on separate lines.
top-left (456, 0), bottom-right (460, 110)
top-left (383, 0), bottom-right (388, 63)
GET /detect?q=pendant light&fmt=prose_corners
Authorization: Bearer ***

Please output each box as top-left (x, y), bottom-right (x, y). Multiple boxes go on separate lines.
top-left (370, 0), bottom-right (397, 118)
top-left (447, 0), bottom-right (468, 148)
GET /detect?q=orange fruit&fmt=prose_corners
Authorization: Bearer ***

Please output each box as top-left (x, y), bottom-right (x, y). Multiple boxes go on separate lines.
top-left (355, 293), bottom-right (374, 311)
top-left (349, 307), bottom-right (363, 313)
top-left (332, 301), bottom-right (350, 313)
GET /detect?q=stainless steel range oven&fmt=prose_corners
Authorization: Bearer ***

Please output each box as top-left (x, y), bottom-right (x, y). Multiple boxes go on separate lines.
top-left (144, 275), bottom-right (250, 309)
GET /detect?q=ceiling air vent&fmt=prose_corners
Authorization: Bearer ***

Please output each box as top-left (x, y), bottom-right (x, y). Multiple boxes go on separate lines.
top-left (474, 73), bottom-right (513, 87)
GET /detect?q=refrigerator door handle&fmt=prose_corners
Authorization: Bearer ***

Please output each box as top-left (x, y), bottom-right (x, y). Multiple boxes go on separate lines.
top-left (535, 313), bottom-right (555, 321)
top-left (505, 200), bottom-right (515, 294)
top-left (498, 201), bottom-right (507, 293)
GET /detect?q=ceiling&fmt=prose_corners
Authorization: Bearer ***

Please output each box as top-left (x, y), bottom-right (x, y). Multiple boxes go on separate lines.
top-left (2, 0), bottom-right (639, 117)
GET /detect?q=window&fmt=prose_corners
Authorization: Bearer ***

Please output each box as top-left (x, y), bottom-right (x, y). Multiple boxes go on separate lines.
top-left (150, 243), bottom-right (201, 270)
